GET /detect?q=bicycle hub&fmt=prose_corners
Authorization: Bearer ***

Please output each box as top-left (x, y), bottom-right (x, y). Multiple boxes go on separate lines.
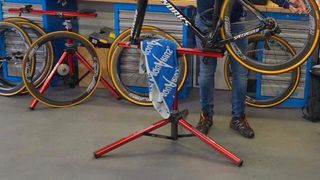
top-left (57, 64), bottom-right (70, 76)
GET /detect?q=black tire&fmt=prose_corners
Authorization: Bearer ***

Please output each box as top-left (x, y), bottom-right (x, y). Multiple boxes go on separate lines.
top-left (109, 25), bottom-right (188, 106)
top-left (224, 34), bottom-right (300, 108)
top-left (220, 0), bottom-right (319, 74)
top-left (0, 21), bottom-right (32, 96)
top-left (22, 31), bottom-right (101, 108)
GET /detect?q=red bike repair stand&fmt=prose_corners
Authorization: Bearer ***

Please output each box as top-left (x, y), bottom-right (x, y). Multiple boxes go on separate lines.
top-left (8, 7), bottom-right (121, 110)
top-left (93, 49), bottom-right (243, 166)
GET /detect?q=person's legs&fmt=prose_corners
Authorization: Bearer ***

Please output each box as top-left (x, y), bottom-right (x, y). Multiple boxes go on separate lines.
top-left (199, 56), bottom-right (216, 117)
top-left (228, 22), bottom-right (254, 138)
top-left (229, 48), bottom-right (247, 119)
top-left (195, 15), bottom-right (217, 135)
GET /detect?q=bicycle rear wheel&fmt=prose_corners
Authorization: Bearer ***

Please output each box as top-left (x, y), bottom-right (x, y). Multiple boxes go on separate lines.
top-left (0, 21), bottom-right (32, 96)
top-left (22, 31), bottom-right (101, 108)
top-left (108, 25), bottom-right (188, 106)
top-left (220, 0), bottom-right (319, 74)
top-left (224, 34), bottom-right (300, 108)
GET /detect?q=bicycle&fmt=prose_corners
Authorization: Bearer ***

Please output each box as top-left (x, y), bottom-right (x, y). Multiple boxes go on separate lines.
top-left (108, 0), bottom-right (319, 106)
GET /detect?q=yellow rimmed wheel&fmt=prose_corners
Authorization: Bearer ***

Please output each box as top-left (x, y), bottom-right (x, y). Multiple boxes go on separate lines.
top-left (224, 34), bottom-right (301, 108)
top-left (108, 25), bottom-right (188, 106)
top-left (22, 31), bottom-right (101, 108)
top-left (4, 18), bottom-right (54, 94)
top-left (0, 21), bottom-right (32, 96)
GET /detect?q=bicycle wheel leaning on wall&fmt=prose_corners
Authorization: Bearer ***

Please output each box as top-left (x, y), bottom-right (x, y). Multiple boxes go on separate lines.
top-left (224, 34), bottom-right (301, 108)
top-left (22, 31), bottom-right (101, 108)
top-left (108, 25), bottom-right (188, 106)
top-left (0, 21), bottom-right (33, 96)
top-left (4, 17), bottom-right (54, 94)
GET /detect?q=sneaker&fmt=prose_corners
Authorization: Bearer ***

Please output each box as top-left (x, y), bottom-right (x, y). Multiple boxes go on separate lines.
top-left (196, 112), bottom-right (213, 135)
top-left (230, 114), bottom-right (255, 139)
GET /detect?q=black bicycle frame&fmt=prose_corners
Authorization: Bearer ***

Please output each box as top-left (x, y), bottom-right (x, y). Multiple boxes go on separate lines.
top-left (130, 0), bottom-right (267, 46)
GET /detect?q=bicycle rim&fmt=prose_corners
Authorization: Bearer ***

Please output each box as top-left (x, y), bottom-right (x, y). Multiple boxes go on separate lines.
top-left (0, 21), bottom-right (32, 96)
top-left (109, 26), bottom-right (188, 106)
top-left (7, 20), bottom-right (54, 94)
top-left (224, 34), bottom-right (300, 108)
top-left (220, 0), bottom-right (319, 74)
top-left (22, 31), bottom-right (101, 108)
top-left (4, 17), bottom-right (38, 25)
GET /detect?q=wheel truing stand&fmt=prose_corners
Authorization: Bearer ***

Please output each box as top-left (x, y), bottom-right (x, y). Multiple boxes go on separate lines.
top-left (8, 7), bottom-right (121, 109)
top-left (94, 67), bottom-right (243, 167)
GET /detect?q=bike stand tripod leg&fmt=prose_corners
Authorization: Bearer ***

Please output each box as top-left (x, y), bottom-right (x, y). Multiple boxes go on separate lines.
top-left (93, 109), bottom-right (243, 166)
top-left (94, 119), bottom-right (170, 158)
top-left (29, 51), bottom-right (68, 110)
top-left (178, 118), bottom-right (243, 166)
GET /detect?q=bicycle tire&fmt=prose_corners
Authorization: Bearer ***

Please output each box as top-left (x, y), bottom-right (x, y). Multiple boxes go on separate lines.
top-left (220, 0), bottom-right (319, 74)
top-left (4, 17), bottom-right (36, 24)
top-left (106, 27), bottom-right (133, 76)
top-left (107, 25), bottom-right (182, 76)
top-left (224, 34), bottom-right (301, 108)
top-left (0, 21), bottom-right (32, 96)
top-left (22, 31), bottom-right (101, 108)
top-left (4, 19), bottom-right (54, 94)
top-left (108, 25), bottom-right (188, 106)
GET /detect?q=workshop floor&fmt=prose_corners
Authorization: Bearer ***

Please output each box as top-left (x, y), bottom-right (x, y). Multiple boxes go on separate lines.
top-left (0, 89), bottom-right (319, 180)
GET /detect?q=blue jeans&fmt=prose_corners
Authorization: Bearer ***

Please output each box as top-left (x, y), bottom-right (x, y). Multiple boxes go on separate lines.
top-left (195, 15), bottom-right (248, 120)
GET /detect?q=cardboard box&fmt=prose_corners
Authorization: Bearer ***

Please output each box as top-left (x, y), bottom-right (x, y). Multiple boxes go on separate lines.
top-left (78, 47), bottom-right (113, 88)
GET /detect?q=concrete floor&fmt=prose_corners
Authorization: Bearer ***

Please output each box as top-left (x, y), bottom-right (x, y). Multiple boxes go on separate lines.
top-left (0, 89), bottom-right (319, 180)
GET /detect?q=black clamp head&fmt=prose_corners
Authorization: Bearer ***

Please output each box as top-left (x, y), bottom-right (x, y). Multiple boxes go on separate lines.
top-left (20, 5), bottom-right (33, 14)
